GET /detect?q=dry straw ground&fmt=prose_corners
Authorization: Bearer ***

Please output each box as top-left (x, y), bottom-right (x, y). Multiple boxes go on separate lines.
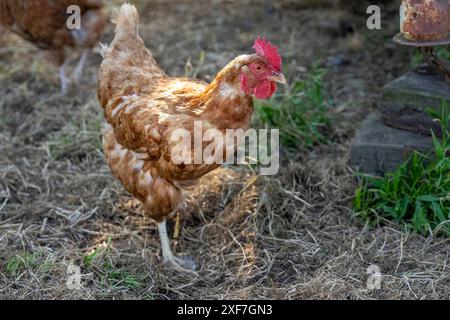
top-left (0, 0), bottom-right (449, 299)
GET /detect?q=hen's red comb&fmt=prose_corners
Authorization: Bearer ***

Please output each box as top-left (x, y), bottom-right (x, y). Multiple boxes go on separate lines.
top-left (252, 37), bottom-right (282, 72)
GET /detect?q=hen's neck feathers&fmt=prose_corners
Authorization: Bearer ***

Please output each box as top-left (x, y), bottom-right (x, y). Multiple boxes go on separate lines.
top-left (196, 57), bottom-right (254, 130)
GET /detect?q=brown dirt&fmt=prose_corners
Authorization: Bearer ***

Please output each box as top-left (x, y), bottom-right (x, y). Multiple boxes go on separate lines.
top-left (0, 0), bottom-right (449, 299)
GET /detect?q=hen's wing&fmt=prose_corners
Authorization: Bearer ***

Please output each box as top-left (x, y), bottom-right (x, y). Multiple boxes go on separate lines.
top-left (98, 4), bottom-right (178, 156)
top-left (101, 76), bottom-right (207, 160)
top-left (98, 3), bottom-right (221, 180)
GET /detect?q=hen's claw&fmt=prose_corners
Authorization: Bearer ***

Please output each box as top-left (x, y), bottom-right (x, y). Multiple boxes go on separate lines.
top-left (163, 255), bottom-right (197, 274)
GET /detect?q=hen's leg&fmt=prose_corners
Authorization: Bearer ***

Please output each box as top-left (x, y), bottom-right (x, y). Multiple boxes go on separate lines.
top-left (73, 49), bottom-right (89, 84)
top-left (59, 62), bottom-right (70, 95)
top-left (173, 212), bottom-right (181, 239)
top-left (157, 220), bottom-right (197, 273)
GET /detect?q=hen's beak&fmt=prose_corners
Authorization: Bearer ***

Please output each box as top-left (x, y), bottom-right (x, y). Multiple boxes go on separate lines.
top-left (269, 72), bottom-right (287, 84)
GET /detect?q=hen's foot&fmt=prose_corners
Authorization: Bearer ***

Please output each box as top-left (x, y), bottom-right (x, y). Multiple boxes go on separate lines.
top-left (158, 220), bottom-right (198, 275)
top-left (163, 254), bottom-right (197, 274)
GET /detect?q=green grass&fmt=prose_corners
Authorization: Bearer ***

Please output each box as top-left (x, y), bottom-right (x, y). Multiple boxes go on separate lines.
top-left (104, 268), bottom-right (142, 290)
top-left (6, 251), bottom-right (55, 275)
top-left (83, 236), bottom-right (112, 266)
top-left (83, 237), bottom-right (143, 290)
top-left (354, 101), bottom-right (450, 236)
top-left (253, 66), bottom-right (331, 150)
top-left (6, 253), bottom-right (37, 274)
top-left (47, 108), bottom-right (103, 159)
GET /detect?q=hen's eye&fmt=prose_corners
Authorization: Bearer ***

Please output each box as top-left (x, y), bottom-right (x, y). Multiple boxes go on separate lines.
top-left (255, 65), bottom-right (262, 72)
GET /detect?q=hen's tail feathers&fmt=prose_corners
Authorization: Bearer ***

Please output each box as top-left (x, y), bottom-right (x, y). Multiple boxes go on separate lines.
top-left (112, 3), bottom-right (139, 38)
top-left (101, 3), bottom-right (141, 60)
top-left (100, 3), bottom-right (162, 71)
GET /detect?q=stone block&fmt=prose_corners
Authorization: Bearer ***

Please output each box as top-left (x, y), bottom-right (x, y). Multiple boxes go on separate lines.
top-left (350, 111), bottom-right (433, 175)
top-left (382, 71), bottom-right (450, 112)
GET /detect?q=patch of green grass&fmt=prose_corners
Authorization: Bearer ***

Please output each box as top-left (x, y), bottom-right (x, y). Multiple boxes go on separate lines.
top-left (83, 237), bottom-right (143, 290)
top-left (47, 108), bottom-right (103, 159)
top-left (104, 268), bottom-right (142, 290)
top-left (83, 236), bottom-right (112, 266)
top-left (6, 251), bottom-right (57, 276)
top-left (6, 253), bottom-right (36, 274)
top-left (354, 101), bottom-right (450, 236)
top-left (143, 293), bottom-right (155, 300)
top-left (253, 66), bottom-right (331, 150)
top-left (39, 259), bottom-right (56, 273)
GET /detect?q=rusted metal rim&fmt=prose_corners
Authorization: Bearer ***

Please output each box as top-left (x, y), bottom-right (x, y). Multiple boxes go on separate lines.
top-left (393, 33), bottom-right (450, 47)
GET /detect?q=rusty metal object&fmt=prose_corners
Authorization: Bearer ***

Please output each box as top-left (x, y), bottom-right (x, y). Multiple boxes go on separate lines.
top-left (393, 33), bottom-right (450, 83)
top-left (394, 1), bottom-right (450, 83)
top-left (393, 32), bottom-right (450, 46)
top-left (400, 0), bottom-right (450, 41)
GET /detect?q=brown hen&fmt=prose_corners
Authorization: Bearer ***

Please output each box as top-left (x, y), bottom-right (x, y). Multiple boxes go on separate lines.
top-left (98, 3), bottom-right (285, 272)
